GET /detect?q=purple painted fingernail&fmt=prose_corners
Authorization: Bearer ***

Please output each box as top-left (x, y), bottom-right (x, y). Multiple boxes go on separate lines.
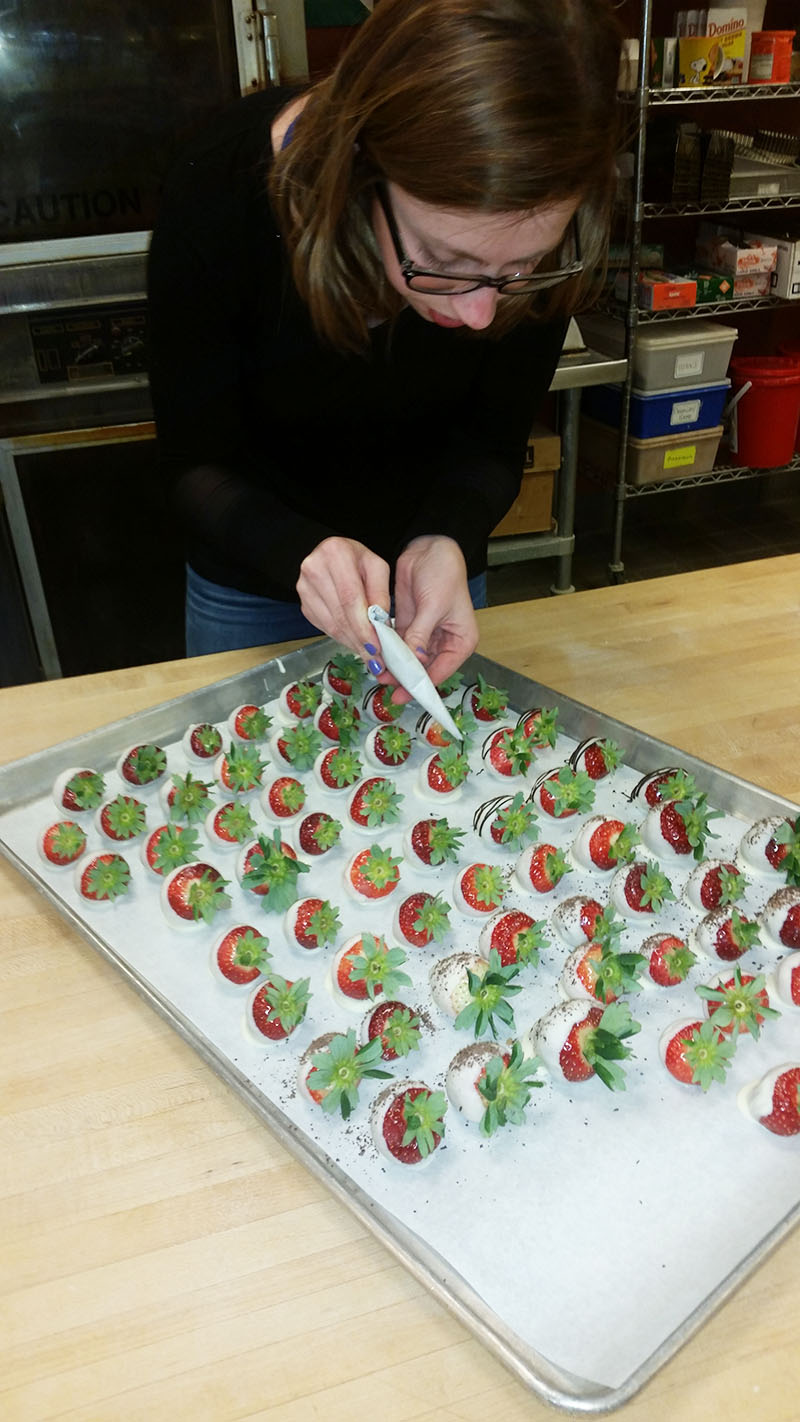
top-left (368, 658), bottom-right (383, 676)
top-left (416, 646), bottom-right (427, 655)
top-left (364, 642), bottom-right (378, 655)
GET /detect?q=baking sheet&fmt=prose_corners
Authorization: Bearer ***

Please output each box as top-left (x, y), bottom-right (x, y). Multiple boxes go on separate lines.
top-left (1, 643), bottom-right (799, 1413)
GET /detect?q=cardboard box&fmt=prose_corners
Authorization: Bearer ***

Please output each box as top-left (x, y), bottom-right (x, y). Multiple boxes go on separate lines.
top-left (695, 221), bottom-right (778, 275)
top-left (678, 25), bottom-right (746, 85)
top-left (524, 423), bottom-right (561, 472)
top-left (615, 269), bottom-right (698, 310)
top-left (744, 229), bottom-right (800, 300)
top-left (690, 270), bottom-right (734, 302)
top-left (492, 470), bottom-right (555, 536)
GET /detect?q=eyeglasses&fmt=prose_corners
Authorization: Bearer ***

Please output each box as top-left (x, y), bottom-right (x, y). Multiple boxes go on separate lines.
top-left (376, 183), bottom-right (583, 296)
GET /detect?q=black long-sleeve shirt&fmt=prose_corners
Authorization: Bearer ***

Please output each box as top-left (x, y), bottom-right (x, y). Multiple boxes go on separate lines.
top-left (147, 87), bottom-right (566, 601)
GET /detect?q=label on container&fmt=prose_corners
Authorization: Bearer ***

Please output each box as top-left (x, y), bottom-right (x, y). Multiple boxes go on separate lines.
top-left (674, 352), bottom-right (704, 379)
top-left (670, 399), bottom-right (701, 425)
top-left (663, 445), bottom-right (697, 469)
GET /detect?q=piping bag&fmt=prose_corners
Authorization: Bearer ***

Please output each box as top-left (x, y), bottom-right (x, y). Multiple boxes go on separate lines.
top-left (366, 605), bottom-right (463, 741)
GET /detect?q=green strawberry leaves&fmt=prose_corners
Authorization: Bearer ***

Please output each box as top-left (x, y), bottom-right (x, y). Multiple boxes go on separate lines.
top-left (479, 1040), bottom-right (544, 1137)
top-left (308, 1031), bottom-right (391, 1119)
top-left (401, 1088), bottom-right (447, 1158)
top-left (242, 830), bottom-right (310, 911)
top-left (586, 1002), bottom-right (642, 1091)
top-left (167, 771), bottom-right (213, 823)
top-left (680, 1020), bottom-right (737, 1092)
top-left (348, 933), bottom-right (412, 1000)
top-left (493, 791), bottom-right (539, 850)
top-left (455, 948), bottom-right (522, 1040)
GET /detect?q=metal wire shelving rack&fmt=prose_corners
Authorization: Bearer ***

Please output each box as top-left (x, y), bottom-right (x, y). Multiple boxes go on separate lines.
top-left (604, 10), bottom-right (799, 582)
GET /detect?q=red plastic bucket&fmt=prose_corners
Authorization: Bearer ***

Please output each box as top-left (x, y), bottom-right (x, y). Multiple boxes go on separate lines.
top-left (729, 356), bottom-right (800, 468)
top-left (779, 343), bottom-right (800, 454)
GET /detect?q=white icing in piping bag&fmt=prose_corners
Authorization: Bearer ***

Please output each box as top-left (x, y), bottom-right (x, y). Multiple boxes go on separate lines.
top-left (366, 605), bottom-right (463, 741)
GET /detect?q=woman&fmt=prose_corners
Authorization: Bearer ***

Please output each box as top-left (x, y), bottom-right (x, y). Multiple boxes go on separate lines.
top-left (147, 0), bottom-right (623, 692)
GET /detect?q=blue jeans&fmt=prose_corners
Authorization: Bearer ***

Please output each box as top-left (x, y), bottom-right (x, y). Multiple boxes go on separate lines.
top-left (185, 564), bottom-right (488, 657)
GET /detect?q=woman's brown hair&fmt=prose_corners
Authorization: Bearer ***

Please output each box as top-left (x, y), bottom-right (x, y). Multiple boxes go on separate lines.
top-left (270, 0), bottom-right (625, 350)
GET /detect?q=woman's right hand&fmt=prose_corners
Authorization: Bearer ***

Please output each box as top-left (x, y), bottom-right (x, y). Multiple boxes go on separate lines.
top-left (296, 536), bottom-right (391, 658)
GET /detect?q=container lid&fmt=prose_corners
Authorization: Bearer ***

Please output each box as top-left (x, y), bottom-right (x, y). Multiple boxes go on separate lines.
top-left (633, 321), bottom-right (739, 350)
top-left (627, 424), bottom-right (724, 450)
top-left (595, 379), bottom-right (731, 397)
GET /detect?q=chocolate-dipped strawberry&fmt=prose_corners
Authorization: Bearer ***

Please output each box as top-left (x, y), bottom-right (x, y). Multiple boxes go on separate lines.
top-left (473, 791), bottom-right (539, 853)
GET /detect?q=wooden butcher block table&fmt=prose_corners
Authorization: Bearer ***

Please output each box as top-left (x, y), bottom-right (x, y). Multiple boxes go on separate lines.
top-left (2, 554), bottom-right (800, 1421)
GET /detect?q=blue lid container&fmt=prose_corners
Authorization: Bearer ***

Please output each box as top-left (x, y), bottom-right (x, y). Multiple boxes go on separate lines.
top-left (583, 379), bottom-right (731, 438)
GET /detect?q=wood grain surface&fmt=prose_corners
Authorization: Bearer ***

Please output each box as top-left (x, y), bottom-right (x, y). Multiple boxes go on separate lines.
top-left (2, 556), bottom-right (799, 1421)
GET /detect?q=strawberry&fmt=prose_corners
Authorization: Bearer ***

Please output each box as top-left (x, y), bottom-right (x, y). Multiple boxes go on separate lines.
top-left (184, 722), bottom-right (223, 760)
top-left (216, 741), bottom-right (265, 794)
top-left (684, 859), bottom-right (746, 912)
top-left (362, 682), bottom-right (403, 724)
top-left (761, 887), bottom-right (800, 948)
top-left (207, 800), bottom-right (257, 846)
top-left (286, 896), bottom-right (340, 950)
top-left (570, 736), bottom-right (621, 779)
top-left (240, 830), bottom-right (309, 911)
top-left (474, 791), bottom-right (539, 851)
top-left (144, 822), bottom-right (200, 876)
top-left (436, 671), bottom-right (464, 698)
top-left (362, 1001), bottom-right (422, 1060)
top-left (612, 860), bottom-right (675, 916)
top-left (213, 925), bottom-right (271, 985)
top-left (772, 816), bottom-right (800, 885)
top-left (165, 771), bottom-right (213, 824)
top-left (55, 767), bottom-right (105, 813)
top-left (661, 1018), bottom-right (735, 1090)
top-left (697, 967), bottom-right (779, 1038)
top-left (749, 1065), bottom-right (800, 1136)
top-left (249, 974), bottom-right (311, 1041)
top-left (395, 891), bottom-right (451, 947)
top-left (229, 703), bottom-right (271, 742)
top-left (738, 816), bottom-right (793, 875)
top-left (630, 766), bottom-right (694, 808)
top-left (422, 745), bottom-right (470, 794)
top-left (347, 844), bottom-right (401, 900)
top-left (348, 775), bottom-right (403, 829)
top-left (320, 696), bottom-right (361, 746)
top-left (476, 1039), bottom-right (543, 1136)
top-left (453, 948), bottom-right (521, 1039)
top-left (335, 933), bottom-right (411, 1002)
top-left (274, 722), bottom-right (323, 771)
top-left (467, 673), bottom-right (508, 722)
top-left (551, 894), bottom-right (605, 946)
top-left (644, 795), bottom-right (722, 862)
top-left (316, 745), bottom-right (363, 790)
top-left (40, 820), bottom-right (87, 868)
top-left (517, 705), bottom-right (559, 749)
top-left (298, 1031), bottom-right (340, 1105)
top-left (297, 811), bottom-right (342, 856)
top-left (692, 906), bottom-right (761, 962)
top-left (480, 909), bottom-right (547, 967)
top-left (455, 862), bottom-right (506, 915)
top-left (644, 933), bottom-right (697, 987)
top-left (516, 842), bottom-right (572, 894)
top-left (406, 816), bottom-right (464, 867)
top-left (305, 1030), bottom-right (391, 1117)
top-left (573, 817), bottom-right (639, 871)
top-left (98, 794), bottom-right (147, 842)
top-left (263, 775), bottom-right (306, 819)
top-left (164, 862), bottom-right (231, 925)
top-left (323, 652), bottom-right (366, 699)
top-left (562, 940), bottom-right (644, 1005)
top-left (76, 852), bottom-right (131, 903)
top-left (372, 1081), bottom-right (447, 1164)
top-left (366, 723), bottom-right (412, 768)
top-left (772, 951), bottom-right (800, 1008)
top-left (534, 999), bottom-right (641, 1090)
top-left (281, 679), bottom-right (321, 720)
top-left (481, 725), bottom-right (536, 778)
top-left (118, 743), bottom-right (167, 788)
top-left (535, 766), bottom-right (595, 820)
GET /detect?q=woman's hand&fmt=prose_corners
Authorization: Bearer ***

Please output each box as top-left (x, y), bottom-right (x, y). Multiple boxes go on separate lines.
top-left (391, 535), bottom-right (479, 699)
top-left (297, 536), bottom-right (391, 653)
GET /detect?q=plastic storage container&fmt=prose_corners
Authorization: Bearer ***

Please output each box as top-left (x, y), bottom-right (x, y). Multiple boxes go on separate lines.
top-left (579, 316), bottom-right (738, 391)
top-left (580, 416), bottom-right (724, 486)
top-left (582, 379), bottom-right (730, 438)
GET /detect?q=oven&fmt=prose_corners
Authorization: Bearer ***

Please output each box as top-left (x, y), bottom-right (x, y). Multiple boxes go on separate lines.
top-left (0, 1), bottom-right (308, 682)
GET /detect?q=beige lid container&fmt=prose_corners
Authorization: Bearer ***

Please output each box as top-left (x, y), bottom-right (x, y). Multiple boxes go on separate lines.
top-left (580, 416), bottom-right (724, 486)
top-left (581, 316), bottom-right (738, 391)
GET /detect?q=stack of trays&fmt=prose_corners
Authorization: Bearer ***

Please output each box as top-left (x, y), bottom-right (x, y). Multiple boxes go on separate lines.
top-left (580, 317), bottom-right (738, 486)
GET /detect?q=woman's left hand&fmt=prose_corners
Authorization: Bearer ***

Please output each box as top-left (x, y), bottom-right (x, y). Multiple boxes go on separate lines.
top-left (389, 535), bottom-right (479, 700)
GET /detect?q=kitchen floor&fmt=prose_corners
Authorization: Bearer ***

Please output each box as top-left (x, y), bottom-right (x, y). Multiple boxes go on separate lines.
top-left (487, 467), bottom-right (800, 604)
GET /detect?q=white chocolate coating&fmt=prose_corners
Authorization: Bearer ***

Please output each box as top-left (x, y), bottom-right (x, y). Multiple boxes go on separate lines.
top-left (429, 953), bottom-right (488, 1017)
top-left (445, 1042), bottom-right (505, 1121)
